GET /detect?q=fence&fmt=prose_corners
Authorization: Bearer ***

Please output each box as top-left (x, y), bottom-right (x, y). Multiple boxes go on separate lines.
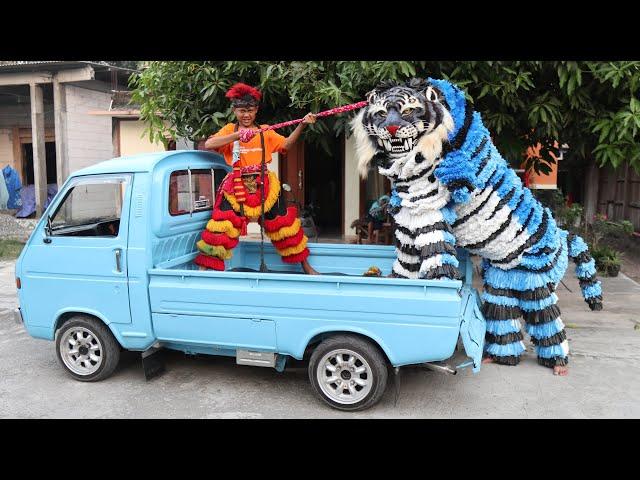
top-left (596, 163), bottom-right (640, 230)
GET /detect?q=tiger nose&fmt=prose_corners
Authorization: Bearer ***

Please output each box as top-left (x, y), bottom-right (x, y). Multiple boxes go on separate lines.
top-left (386, 125), bottom-right (399, 136)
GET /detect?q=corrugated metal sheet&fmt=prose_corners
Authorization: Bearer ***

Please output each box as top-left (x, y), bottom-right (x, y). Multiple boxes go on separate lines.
top-left (0, 61), bottom-right (66, 65)
top-left (0, 61), bottom-right (138, 72)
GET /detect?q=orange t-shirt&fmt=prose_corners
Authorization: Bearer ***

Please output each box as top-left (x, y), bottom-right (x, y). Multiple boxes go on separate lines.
top-left (211, 123), bottom-right (287, 167)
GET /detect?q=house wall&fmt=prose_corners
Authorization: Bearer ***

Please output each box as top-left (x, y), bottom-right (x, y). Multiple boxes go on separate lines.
top-left (0, 104), bottom-right (54, 129)
top-left (0, 104), bottom-right (55, 176)
top-left (64, 85), bottom-right (113, 174)
top-left (118, 119), bottom-right (166, 156)
top-left (523, 143), bottom-right (559, 189)
top-left (343, 134), bottom-right (360, 236)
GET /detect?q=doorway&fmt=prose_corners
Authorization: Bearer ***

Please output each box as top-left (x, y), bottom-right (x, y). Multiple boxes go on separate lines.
top-left (22, 141), bottom-right (57, 185)
top-left (304, 137), bottom-right (343, 236)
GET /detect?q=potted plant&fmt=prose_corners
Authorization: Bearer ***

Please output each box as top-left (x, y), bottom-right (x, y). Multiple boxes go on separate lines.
top-left (590, 244), bottom-right (622, 277)
top-left (564, 203), bottom-right (583, 229)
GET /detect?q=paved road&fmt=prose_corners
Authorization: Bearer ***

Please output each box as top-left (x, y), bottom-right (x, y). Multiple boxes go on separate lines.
top-left (2, 260), bottom-right (639, 418)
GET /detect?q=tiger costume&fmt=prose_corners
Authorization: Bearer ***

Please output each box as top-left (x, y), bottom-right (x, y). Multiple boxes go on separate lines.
top-left (351, 77), bottom-right (603, 371)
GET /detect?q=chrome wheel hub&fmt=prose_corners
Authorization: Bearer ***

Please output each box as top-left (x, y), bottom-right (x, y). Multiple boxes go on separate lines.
top-left (60, 327), bottom-right (103, 376)
top-left (317, 349), bottom-right (373, 405)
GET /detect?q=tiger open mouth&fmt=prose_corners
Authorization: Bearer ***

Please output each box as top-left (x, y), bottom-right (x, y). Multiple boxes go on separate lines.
top-left (377, 136), bottom-right (416, 154)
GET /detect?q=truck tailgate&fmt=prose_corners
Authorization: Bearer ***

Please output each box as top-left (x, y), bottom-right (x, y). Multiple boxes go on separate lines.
top-left (458, 287), bottom-right (486, 373)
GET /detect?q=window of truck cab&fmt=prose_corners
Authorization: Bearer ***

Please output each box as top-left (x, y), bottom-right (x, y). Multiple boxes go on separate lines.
top-left (48, 175), bottom-right (131, 237)
top-left (169, 169), bottom-right (225, 216)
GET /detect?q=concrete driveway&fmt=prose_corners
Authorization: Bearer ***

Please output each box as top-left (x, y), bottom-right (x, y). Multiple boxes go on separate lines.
top-left (1, 259), bottom-right (639, 418)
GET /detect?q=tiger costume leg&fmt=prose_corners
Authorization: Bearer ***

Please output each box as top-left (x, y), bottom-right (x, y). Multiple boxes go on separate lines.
top-left (391, 202), bottom-right (461, 280)
top-left (480, 226), bottom-right (571, 373)
top-left (480, 261), bottom-right (527, 366)
top-left (372, 104), bottom-right (461, 280)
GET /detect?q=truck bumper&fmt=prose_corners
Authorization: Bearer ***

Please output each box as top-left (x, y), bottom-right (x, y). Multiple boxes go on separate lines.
top-left (14, 308), bottom-right (23, 325)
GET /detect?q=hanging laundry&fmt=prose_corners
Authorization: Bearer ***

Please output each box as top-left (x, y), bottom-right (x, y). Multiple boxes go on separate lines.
top-left (2, 165), bottom-right (23, 209)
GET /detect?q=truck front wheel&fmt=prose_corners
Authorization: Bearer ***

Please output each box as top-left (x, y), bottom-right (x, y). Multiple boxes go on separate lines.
top-left (308, 335), bottom-right (388, 412)
top-left (55, 315), bottom-right (121, 382)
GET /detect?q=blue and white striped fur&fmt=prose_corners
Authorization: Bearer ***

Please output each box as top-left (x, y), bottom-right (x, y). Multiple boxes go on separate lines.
top-left (351, 77), bottom-right (603, 369)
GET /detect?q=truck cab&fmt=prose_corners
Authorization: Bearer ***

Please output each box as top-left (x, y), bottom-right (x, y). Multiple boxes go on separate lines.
top-left (15, 150), bottom-right (485, 412)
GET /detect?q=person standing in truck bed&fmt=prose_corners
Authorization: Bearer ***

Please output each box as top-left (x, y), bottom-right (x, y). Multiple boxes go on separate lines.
top-left (195, 82), bottom-right (318, 274)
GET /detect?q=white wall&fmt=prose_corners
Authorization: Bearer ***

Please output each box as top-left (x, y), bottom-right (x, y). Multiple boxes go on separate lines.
top-left (175, 137), bottom-right (192, 150)
top-left (64, 85), bottom-right (113, 174)
top-left (343, 134), bottom-right (361, 236)
top-left (119, 120), bottom-right (166, 156)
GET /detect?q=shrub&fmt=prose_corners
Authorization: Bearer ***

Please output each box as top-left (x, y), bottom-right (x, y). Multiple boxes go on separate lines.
top-left (590, 244), bottom-right (622, 277)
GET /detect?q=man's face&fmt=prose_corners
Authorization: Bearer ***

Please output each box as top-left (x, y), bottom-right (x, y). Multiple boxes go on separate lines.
top-left (234, 106), bottom-right (258, 128)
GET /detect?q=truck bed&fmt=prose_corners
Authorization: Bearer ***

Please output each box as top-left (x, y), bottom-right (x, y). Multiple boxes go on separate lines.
top-left (147, 241), bottom-right (484, 368)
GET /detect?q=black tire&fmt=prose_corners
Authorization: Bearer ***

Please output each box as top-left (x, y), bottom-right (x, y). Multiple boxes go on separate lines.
top-left (308, 335), bottom-right (388, 412)
top-left (55, 315), bottom-right (121, 382)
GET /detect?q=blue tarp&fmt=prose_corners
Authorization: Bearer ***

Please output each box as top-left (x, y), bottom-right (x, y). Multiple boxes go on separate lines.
top-left (15, 184), bottom-right (58, 218)
top-left (2, 166), bottom-right (22, 209)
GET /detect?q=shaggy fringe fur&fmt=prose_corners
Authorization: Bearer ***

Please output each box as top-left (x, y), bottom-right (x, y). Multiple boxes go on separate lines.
top-left (351, 110), bottom-right (377, 178)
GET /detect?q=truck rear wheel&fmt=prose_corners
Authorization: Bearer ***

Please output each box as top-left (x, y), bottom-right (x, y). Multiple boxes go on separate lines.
top-left (55, 315), bottom-right (121, 382)
top-left (308, 335), bottom-right (388, 412)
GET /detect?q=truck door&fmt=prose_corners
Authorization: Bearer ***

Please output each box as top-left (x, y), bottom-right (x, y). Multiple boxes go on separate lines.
top-left (21, 174), bottom-right (134, 328)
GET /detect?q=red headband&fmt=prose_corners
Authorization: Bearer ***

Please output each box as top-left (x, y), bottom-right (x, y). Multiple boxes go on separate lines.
top-left (225, 83), bottom-right (262, 106)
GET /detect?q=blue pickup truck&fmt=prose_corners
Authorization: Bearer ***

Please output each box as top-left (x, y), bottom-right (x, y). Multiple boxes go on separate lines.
top-left (15, 150), bottom-right (485, 411)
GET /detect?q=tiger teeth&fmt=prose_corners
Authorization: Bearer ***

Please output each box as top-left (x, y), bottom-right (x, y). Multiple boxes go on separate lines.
top-left (380, 137), bottom-right (415, 152)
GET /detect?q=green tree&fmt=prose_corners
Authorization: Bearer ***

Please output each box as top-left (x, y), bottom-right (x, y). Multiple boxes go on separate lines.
top-left (130, 61), bottom-right (640, 174)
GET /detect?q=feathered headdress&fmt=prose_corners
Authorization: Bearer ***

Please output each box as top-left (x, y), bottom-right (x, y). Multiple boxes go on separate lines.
top-left (225, 83), bottom-right (262, 107)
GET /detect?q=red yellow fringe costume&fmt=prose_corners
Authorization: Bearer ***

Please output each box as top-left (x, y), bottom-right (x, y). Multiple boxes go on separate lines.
top-left (194, 164), bottom-right (310, 270)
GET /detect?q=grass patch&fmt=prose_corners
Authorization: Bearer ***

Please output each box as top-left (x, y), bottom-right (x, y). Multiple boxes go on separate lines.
top-left (564, 323), bottom-right (582, 329)
top-left (0, 239), bottom-right (25, 260)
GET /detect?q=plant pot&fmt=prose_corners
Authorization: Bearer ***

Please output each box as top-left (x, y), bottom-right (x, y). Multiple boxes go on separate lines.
top-left (606, 264), bottom-right (620, 277)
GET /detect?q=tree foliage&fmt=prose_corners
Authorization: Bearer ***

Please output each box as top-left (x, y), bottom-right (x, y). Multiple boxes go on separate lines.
top-left (130, 61), bottom-right (640, 173)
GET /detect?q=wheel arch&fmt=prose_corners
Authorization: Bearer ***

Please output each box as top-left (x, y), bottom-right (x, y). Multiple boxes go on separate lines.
top-left (54, 309), bottom-right (123, 348)
top-left (302, 329), bottom-right (393, 366)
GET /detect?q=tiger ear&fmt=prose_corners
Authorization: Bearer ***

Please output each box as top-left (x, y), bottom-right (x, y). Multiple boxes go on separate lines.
top-left (425, 86), bottom-right (441, 102)
top-left (366, 89), bottom-right (379, 104)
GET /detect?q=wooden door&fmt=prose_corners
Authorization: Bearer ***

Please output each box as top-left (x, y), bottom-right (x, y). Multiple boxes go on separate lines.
top-left (280, 141), bottom-right (305, 207)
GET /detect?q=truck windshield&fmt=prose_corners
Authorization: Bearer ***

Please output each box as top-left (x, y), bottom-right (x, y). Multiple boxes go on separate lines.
top-left (49, 176), bottom-right (129, 237)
